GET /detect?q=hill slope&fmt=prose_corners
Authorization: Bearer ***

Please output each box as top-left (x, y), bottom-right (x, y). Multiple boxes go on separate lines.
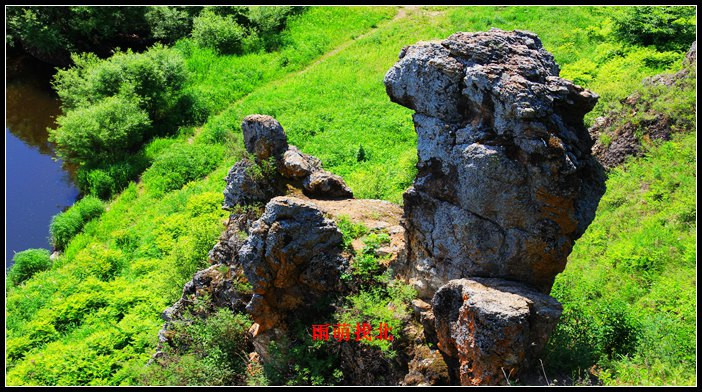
top-left (5, 6), bottom-right (696, 386)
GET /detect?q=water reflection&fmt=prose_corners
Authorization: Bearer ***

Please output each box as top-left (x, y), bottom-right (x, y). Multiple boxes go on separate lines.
top-left (5, 55), bottom-right (80, 267)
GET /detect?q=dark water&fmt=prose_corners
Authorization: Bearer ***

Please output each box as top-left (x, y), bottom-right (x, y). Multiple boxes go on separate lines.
top-left (5, 57), bottom-right (79, 267)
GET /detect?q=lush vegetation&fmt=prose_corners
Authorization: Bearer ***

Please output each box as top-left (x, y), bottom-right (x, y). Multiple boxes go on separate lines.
top-left (6, 6), bottom-right (297, 65)
top-left (5, 6), bottom-right (696, 386)
top-left (613, 6), bottom-right (696, 51)
top-left (548, 130), bottom-right (696, 385)
top-left (7, 249), bottom-right (52, 286)
top-left (141, 309), bottom-right (252, 385)
top-left (49, 196), bottom-right (105, 250)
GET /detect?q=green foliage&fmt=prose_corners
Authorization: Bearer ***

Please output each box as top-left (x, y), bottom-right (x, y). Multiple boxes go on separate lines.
top-left (140, 309), bottom-right (251, 386)
top-left (49, 196), bottom-right (105, 250)
top-left (245, 6), bottom-right (300, 52)
top-left (8, 249), bottom-right (52, 286)
top-left (596, 61), bottom-right (696, 152)
top-left (613, 6), bottom-right (696, 51)
top-left (75, 151), bottom-right (152, 199)
top-left (263, 323), bottom-right (343, 386)
top-left (191, 9), bottom-right (246, 55)
top-left (6, 6), bottom-right (151, 64)
top-left (335, 280), bottom-right (416, 354)
top-left (142, 144), bottom-right (225, 195)
top-left (244, 155), bottom-right (278, 183)
top-left (350, 232), bottom-right (392, 282)
top-left (145, 6), bottom-right (201, 44)
top-left (7, 6), bottom-right (697, 386)
top-left (547, 131), bottom-right (697, 385)
top-left (50, 45), bottom-right (190, 167)
top-left (51, 94), bottom-right (151, 166)
top-left (335, 215), bottom-right (369, 250)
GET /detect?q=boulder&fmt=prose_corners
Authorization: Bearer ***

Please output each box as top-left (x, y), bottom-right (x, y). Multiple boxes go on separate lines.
top-left (385, 29), bottom-right (605, 297)
top-left (222, 158), bottom-right (280, 209)
top-left (432, 278), bottom-right (562, 385)
top-left (279, 145), bottom-right (322, 178)
top-left (239, 196), bottom-right (348, 331)
top-left (303, 170), bottom-right (354, 199)
top-left (242, 114), bottom-right (289, 161)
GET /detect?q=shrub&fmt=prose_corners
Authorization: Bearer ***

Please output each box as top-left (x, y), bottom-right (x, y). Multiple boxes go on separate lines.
top-left (614, 6), bottom-right (696, 52)
top-left (246, 6), bottom-right (299, 51)
top-left (50, 45), bottom-right (190, 166)
top-left (142, 144), bottom-right (225, 195)
top-left (8, 249), bottom-right (52, 286)
top-left (50, 94), bottom-right (150, 166)
top-left (140, 309), bottom-right (252, 385)
top-left (191, 9), bottom-right (246, 55)
top-left (6, 6), bottom-right (150, 65)
top-left (53, 45), bottom-right (189, 121)
top-left (145, 6), bottom-right (201, 44)
top-left (75, 151), bottom-right (152, 199)
top-left (49, 196), bottom-right (105, 250)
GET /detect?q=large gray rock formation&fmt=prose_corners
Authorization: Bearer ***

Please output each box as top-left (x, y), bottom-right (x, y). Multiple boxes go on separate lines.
top-left (385, 29), bottom-right (605, 298)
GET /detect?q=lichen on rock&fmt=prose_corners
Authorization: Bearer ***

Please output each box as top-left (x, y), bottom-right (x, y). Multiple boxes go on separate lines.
top-left (239, 196), bottom-right (348, 331)
top-left (385, 28), bottom-right (606, 298)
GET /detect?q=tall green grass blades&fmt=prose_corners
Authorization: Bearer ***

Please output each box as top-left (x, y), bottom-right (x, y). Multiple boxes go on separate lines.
top-left (8, 249), bottom-right (52, 286)
top-left (49, 196), bottom-right (105, 250)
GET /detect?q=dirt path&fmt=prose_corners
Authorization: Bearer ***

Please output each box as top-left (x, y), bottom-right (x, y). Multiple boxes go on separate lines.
top-left (218, 7), bottom-right (415, 114)
top-left (295, 6), bottom-right (411, 76)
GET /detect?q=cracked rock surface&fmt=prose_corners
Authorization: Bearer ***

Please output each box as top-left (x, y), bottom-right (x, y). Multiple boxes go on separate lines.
top-left (385, 28), bottom-right (606, 298)
top-left (432, 278), bottom-right (562, 385)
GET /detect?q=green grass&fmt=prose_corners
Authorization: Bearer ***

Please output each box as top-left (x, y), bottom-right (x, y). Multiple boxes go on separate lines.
top-left (5, 6), bottom-right (696, 386)
top-left (547, 131), bottom-right (696, 386)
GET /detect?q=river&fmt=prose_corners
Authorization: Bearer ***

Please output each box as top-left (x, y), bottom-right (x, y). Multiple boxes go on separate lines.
top-left (5, 56), bottom-right (80, 268)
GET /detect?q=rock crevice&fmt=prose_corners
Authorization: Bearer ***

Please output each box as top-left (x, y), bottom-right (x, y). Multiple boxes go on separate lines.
top-left (384, 28), bottom-right (605, 385)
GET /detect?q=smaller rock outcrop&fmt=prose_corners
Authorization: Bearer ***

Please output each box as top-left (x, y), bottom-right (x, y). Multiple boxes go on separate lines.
top-left (240, 196), bottom-right (348, 331)
top-left (223, 114), bottom-right (354, 209)
top-left (303, 170), bottom-right (354, 199)
top-left (432, 278), bottom-right (562, 386)
top-left (279, 145), bottom-right (322, 178)
top-left (242, 114), bottom-right (289, 161)
top-left (223, 159), bottom-right (280, 209)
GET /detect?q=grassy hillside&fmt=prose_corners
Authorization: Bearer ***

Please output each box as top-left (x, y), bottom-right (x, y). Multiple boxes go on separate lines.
top-left (548, 131), bottom-right (696, 385)
top-left (5, 6), bottom-right (696, 385)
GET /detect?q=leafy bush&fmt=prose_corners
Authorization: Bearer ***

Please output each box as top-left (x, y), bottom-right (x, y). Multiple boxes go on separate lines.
top-left (51, 95), bottom-right (150, 166)
top-left (53, 45), bottom-right (189, 122)
top-left (8, 249), bottom-right (52, 286)
top-left (614, 6), bottom-right (696, 51)
top-left (191, 9), bottom-right (246, 55)
top-left (50, 45), bottom-right (190, 169)
top-left (246, 6), bottom-right (299, 51)
top-left (75, 151), bottom-right (152, 199)
top-left (142, 144), bottom-right (225, 195)
top-left (141, 309), bottom-right (252, 385)
top-left (49, 196), bottom-right (105, 250)
top-left (145, 6), bottom-right (201, 44)
top-left (6, 6), bottom-right (151, 65)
